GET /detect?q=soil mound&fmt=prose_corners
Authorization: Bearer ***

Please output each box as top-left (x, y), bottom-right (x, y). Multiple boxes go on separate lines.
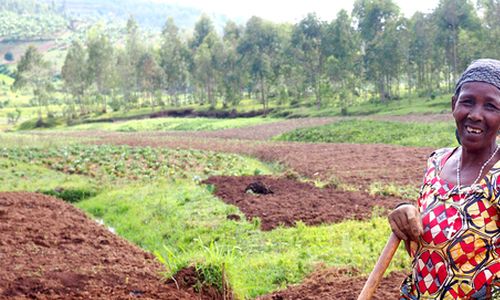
top-left (168, 266), bottom-right (233, 300)
top-left (203, 176), bottom-right (403, 230)
top-left (0, 192), bottom-right (199, 299)
top-left (259, 267), bottom-right (405, 300)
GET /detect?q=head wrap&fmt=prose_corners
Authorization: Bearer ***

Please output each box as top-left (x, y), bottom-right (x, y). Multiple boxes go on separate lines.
top-left (455, 58), bottom-right (500, 95)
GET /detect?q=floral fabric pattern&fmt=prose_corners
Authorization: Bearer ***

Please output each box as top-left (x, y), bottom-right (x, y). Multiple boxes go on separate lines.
top-left (400, 148), bottom-right (500, 300)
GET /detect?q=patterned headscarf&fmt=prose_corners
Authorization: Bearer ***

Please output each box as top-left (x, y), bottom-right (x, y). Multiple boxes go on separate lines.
top-left (455, 58), bottom-right (500, 95)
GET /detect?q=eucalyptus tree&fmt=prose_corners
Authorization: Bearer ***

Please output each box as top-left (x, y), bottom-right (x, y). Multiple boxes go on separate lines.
top-left (221, 21), bottom-right (244, 107)
top-left (12, 46), bottom-right (52, 120)
top-left (353, 0), bottom-right (401, 102)
top-left (407, 12), bottom-right (435, 94)
top-left (86, 26), bottom-right (115, 112)
top-left (189, 15), bottom-right (222, 106)
top-left (160, 17), bottom-right (188, 105)
top-left (123, 16), bottom-right (144, 104)
top-left (324, 9), bottom-right (361, 112)
top-left (238, 16), bottom-right (281, 112)
top-left (291, 13), bottom-right (327, 108)
top-left (478, 0), bottom-right (500, 58)
top-left (433, 0), bottom-right (479, 85)
top-left (61, 40), bottom-right (89, 116)
top-left (137, 50), bottom-right (164, 109)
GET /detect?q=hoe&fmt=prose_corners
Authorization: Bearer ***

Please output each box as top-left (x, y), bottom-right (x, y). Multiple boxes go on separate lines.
top-left (357, 233), bottom-right (401, 300)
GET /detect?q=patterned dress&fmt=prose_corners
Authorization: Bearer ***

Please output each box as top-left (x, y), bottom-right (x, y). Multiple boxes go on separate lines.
top-left (400, 147), bottom-right (500, 300)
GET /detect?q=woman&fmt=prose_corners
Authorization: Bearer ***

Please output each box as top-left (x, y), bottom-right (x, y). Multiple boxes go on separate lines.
top-left (389, 59), bottom-right (500, 299)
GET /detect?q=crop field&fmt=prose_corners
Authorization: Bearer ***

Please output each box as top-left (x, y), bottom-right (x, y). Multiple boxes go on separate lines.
top-left (0, 114), bottom-right (453, 299)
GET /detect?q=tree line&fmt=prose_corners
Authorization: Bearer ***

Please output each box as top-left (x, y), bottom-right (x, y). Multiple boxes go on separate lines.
top-left (13, 0), bottom-right (500, 119)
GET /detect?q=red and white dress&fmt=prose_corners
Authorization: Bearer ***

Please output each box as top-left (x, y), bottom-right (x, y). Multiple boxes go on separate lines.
top-left (400, 148), bottom-right (500, 299)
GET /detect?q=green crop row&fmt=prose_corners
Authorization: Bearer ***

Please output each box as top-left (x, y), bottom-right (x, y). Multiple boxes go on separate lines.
top-left (275, 119), bottom-right (458, 148)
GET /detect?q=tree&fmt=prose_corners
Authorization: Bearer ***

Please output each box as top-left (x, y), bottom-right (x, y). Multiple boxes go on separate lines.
top-left (160, 17), bottom-right (188, 106)
top-left (238, 16), bottom-right (280, 112)
top-left (86, 26), bottom-right (115, 113)
top-left (353, 0), bottom-right (401, 102)
top-left (137, 50), bottom-right (164, 109)
top-left (4, 51), bottom-right (14, 62)
top-left (324, 9), bottom-right (361, 113)
top-left (61, 40), bottom-right (89, 116)
top-left (291, 13), bottom-right (326, 108)
top-left (12, 46), bottom-right (52, 120)
top-left (221, 21), bottom-right (244, 107)
top-left (434, 0), bottom-right (479, 85)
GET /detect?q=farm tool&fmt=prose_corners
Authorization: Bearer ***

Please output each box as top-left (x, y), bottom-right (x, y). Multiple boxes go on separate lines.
top-left (357, 233), bottom-right (401, 300)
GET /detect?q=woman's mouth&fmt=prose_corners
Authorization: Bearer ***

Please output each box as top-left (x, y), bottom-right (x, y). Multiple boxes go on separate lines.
top-left (466, 126), bottom-right (483, 134)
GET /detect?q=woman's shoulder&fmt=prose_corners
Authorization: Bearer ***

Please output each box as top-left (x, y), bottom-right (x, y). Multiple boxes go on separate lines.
top-left (427, 147), bottom-right (456, 167)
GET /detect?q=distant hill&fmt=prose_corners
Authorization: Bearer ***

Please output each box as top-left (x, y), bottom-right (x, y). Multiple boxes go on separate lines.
top-left (0, 0), bottom-right (233, 65)
top-left (40, 0), bottom-right (232, 31)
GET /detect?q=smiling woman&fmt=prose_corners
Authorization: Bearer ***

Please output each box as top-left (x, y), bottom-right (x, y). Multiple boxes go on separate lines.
top-left (389, 59), bottom-right (500, 299)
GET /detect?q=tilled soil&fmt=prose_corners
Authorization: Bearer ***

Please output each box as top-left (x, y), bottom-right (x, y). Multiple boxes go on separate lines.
top-left (0, 192), bottom-right (210, 300)
top-left (258, 267), bottom-right (405, 300)
top-left (87, 133), bottom-right (431, 189)
top-left (203, 175), bottom-right (403, 230)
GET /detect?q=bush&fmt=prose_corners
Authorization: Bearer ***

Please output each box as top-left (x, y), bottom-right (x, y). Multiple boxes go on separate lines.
top-left (4, 51), bottom-right (14, 62)
top-left (41, 187), bottom-right (97, 203)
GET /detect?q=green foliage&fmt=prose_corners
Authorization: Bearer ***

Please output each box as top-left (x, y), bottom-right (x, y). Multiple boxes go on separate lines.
top-left (41, 187), bottom-right (98, 203)
top-left (0, 144), bottom-right (273, 182)
top-left (275, 119), bottom-right (458, 148)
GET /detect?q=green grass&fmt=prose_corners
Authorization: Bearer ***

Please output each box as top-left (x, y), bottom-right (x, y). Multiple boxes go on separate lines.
top-left (58, 116), bottom-right (281, 132)
top-left (270, 94), bottom-right (451, 118)
top-left (275, 119), bottom-right (458, 148)
top-left (0, 158), bottom-right (97, 193)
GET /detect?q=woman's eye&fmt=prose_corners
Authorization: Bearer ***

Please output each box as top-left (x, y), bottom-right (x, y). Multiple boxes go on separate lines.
top-left (485, 103), bottom-right (500, 111)
top-left (460, 99), bottom-right (473, 106)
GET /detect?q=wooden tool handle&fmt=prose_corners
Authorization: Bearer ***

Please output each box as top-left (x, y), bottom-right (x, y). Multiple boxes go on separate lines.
top-left (357, 233), bottom-right (401, 300)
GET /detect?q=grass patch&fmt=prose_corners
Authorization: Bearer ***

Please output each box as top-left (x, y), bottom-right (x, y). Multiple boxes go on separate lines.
top-left (368, 182), bottom-right (419, 200)
top-left (0, 158), bottom-right (97, 193)
top-left (77, 180), bottom-right (409, 298)
top-left (275, 119), bottom-right (458, 148)
top-left (60, 116), bottom-right (281, 132)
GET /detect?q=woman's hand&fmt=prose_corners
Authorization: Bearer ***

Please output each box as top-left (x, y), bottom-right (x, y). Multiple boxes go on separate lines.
top-left (388, 204), bottom-right (423, 241)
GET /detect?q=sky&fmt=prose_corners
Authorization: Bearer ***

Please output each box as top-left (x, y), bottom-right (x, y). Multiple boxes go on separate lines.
top-left (155, 0), bottom-right (441, 23)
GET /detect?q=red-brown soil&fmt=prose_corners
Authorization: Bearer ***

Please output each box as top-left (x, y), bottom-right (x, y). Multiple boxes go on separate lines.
top-left (258, 267), bottom-right (405, 300)
top-left (86, 133), bottom-right (431, 189)
top-left (203, 175), bottom-right (404, 230)
top-left (0, 192), bottom-right (215, 300)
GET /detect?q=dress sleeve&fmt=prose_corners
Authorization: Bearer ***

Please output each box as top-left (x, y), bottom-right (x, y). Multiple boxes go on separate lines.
top-left (488, 163), bottom-right (500, 205)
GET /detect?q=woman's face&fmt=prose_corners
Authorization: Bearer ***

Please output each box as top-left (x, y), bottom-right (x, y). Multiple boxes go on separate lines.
top-left (452, 82), bottom-right (500, 152)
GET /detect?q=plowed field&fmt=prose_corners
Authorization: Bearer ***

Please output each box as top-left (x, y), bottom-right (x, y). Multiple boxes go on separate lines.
top-left (0, 192), bottom-right (211, 300)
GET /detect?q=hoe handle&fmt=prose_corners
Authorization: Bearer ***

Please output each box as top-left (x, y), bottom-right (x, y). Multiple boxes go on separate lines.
top-left (357, 233), bottom-right (401, 300)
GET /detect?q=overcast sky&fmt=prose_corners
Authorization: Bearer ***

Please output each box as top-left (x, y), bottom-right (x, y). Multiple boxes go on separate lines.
top-left (155, 0), bottom-right (441, 23)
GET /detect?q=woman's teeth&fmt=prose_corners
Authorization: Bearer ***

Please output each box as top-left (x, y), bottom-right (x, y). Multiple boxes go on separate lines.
top-left (466, 126), bottom-right (483, 134)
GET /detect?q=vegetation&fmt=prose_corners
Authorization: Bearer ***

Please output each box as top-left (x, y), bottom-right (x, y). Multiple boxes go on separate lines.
top-left (0, 140), bottom-right (409, 298)
top-left (60, 116), bottom-right (280, 132)
top-left (1, 0), bottom-right (496, 125)
top-left (275, 119), bottom-right (458, 148)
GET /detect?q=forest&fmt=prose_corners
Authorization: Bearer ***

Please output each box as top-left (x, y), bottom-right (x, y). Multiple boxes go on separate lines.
top-left (4, 0), bottom-right (500, 120)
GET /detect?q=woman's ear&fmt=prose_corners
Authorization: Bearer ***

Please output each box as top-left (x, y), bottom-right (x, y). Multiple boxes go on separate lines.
top-left (451, 95), bottom-right (457, 111)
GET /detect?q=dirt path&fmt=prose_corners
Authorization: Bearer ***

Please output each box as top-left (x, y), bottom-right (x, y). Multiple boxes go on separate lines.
top-left (204, 175), bottom-right (404, 230)
top-left (0, 192), bottom-right (210, 300)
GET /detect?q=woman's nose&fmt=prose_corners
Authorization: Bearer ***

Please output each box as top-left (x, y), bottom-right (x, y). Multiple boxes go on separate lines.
top-left (467, 106), bottom-right (484, 122)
